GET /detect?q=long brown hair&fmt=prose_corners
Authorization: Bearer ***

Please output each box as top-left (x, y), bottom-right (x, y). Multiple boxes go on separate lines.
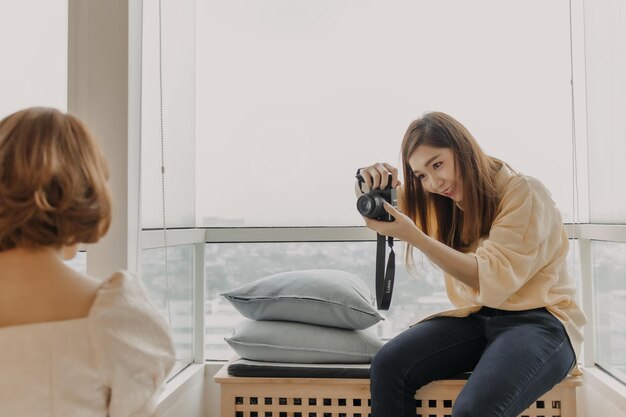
top-left (400, 112), bottom-right (501, 260)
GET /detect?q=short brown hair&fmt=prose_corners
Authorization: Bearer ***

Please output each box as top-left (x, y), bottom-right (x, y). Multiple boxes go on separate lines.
top-left (0, 107), bottom-right (112, 250)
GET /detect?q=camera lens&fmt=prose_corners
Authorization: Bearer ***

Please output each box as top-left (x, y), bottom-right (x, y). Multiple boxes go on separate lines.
top-left (357, 195), bottom-right (374, 216)
top-left (357, 194), bottom-right (386, 219)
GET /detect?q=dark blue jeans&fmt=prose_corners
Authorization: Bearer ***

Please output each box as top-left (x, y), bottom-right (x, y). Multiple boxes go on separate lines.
top-left (370, 307), bottom-right (576, 417)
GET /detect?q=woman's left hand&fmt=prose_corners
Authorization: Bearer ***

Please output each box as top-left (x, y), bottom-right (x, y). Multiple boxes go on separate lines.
top-left (362, 202), bottom-right (423, 244)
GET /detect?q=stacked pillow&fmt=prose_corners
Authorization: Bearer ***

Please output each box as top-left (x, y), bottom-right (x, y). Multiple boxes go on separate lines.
top-left (221, 269), bottom-right (384, 363)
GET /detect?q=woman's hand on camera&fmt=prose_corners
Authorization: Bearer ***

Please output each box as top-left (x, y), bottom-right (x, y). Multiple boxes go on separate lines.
top-left (362, 202), bottom-right (422, 244)
top-left (357, 163), bottom-right (401, 192)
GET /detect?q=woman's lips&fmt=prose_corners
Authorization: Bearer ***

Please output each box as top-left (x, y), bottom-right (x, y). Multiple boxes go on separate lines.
top-left (442, 186), bottom-right (454, 197)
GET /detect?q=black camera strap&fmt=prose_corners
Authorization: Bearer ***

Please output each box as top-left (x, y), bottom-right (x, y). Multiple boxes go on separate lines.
top-left (376, 233), bottom-right (395, 310)
top-left (355, 168), bottom-right (396, 310)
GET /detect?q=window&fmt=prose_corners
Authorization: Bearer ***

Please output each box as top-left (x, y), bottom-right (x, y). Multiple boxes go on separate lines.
top-left (196, 0), bottom-right (583, 363)
top-left (138, 0), bottom-right (196, 376)
top-left (142, 245), bottom-right (195, 375)
top-left (140, 0), bottom-right (195, 229)
top-left (592, 241), bottom-right (626, 383)
top-left (205, 241), bottom-right (453, 359)
top-left (206, 238), bottom-right (583, 360)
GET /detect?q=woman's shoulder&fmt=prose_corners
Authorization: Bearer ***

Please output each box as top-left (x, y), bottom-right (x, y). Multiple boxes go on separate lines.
top-left (89, 270), bottom-right (168, 328)
top-left (88, 270), bottom-right (175, 374)
top-left (94, 270), bottom-right (148, 300)
top-left (500, 170), bottom-right (553, 203)
top-left (495, 171), bottom-right (561, 227)
top-left (88, 270), bottom-right (174, 352)
top-left (97, 269), bottom-right (142, 290)
top-left (88, 271), bottom-right (175, 415)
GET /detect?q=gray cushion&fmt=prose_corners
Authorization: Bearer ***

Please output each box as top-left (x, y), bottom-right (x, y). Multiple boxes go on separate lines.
top-left (221, 269), bottom-right (383, 330)
top-left (225, 319), bottom-right (383, 363)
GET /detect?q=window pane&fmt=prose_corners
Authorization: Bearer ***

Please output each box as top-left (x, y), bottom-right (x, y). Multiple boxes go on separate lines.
top-left (142, 245), bottom-right (194, 376)
top-left (592, 241), bottom-right (626, 383)
top-left (205, 241), bottom-right (452, 360)
top-left (566, 239), bottom-right (583, 306)
top-left (197, 0), bottom-right (574, 226)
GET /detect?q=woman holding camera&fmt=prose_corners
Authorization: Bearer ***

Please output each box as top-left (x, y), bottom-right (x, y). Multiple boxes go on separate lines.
top-left (357, 111), bottom-right (586, 417)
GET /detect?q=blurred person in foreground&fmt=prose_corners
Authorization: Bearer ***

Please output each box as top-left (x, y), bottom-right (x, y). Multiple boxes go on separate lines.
top-left (0, 107), bottom-right (175, 417)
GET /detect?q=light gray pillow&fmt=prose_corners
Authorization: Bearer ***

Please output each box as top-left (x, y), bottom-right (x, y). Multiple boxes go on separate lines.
top-left (225, 319), bottom-right (383, 363)
top-left (221, 269), bottom-right (383, 330)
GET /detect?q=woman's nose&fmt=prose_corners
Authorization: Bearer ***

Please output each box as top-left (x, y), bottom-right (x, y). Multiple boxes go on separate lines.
top-left (429, 175), bottom-right (443, 191)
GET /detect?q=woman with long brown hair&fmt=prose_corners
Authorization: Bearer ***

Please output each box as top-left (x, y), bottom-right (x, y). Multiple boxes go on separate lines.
top-left (357, 111), bottom-right (586, 417)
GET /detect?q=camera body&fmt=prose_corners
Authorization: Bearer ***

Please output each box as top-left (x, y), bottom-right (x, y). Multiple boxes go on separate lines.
top-left (356, 175), bottom-right (398, 221)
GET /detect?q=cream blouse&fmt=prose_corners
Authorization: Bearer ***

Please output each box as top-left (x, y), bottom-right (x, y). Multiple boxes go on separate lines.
top-left (423, 165), bottom-right (587, 374)
top-left (0, 271), bottom-right (175, 417)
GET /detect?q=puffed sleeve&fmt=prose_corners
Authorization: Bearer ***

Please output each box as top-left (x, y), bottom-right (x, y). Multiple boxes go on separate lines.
top-left (89, 271), bottom-right (176, 417)
top-left (472, 176), bottom-right (563, 307)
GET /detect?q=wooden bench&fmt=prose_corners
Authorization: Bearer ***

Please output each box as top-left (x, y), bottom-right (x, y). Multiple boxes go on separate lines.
top-left (214, 364), bottom-right (581, 417)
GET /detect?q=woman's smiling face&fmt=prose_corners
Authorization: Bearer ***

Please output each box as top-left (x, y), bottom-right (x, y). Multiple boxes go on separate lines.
top-left (408, 144), bottom-right (463, 202)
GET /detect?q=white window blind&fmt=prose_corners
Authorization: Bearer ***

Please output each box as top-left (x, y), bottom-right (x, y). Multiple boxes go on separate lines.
top-left (585, 0), bottom-right (626, 223)
top-left (141, 0), bottom-right (196, 229)
top-left (197, 0), bottom-right (575, 227)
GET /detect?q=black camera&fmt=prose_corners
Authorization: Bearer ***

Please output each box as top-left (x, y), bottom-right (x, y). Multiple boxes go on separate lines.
top-left (356, 174), bottom-right (398, 222)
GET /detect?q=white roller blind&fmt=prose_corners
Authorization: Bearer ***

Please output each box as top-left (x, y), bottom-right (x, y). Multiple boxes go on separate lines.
top-left (141, 0), bottom-right (196, 228)
top-left (197, 0), bottom-right (576, 227)
top-left (585, 0), bottom-right (626, 223)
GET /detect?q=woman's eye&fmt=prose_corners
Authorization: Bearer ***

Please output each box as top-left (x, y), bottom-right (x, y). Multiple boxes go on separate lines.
top-left (417, 174), bottom-right (426, 181)
top-left (433, 162), bottom-right (442, 170)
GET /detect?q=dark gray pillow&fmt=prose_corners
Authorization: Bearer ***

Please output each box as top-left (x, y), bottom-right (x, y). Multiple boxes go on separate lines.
top-left (225, 319), bottom-right (383, 363)
top-left (221, 269), bottom-right (383, 330)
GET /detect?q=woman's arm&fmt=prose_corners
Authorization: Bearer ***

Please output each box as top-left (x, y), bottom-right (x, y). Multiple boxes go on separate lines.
top-left (363, 202), bottom-right (479, 290)
top-left (407, 228), bottom-right (479, 290)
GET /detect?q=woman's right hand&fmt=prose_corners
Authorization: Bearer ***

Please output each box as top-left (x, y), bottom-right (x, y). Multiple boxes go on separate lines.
top-left (356, 162), bottom-right (401, 194)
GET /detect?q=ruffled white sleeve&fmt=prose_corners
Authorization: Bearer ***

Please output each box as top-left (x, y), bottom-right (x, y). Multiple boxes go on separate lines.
top-left (89, 271), bottom-right (176, 417)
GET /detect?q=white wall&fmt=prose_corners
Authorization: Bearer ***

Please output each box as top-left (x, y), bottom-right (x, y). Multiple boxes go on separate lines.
top-left (578, 368), bottom-right (626, 417)
top-left (157, 365), bottom-right (212, 417)
top-left (0, 0), bottom-right (68, 117)
top-left (68, 0), bottom-right (141, 278)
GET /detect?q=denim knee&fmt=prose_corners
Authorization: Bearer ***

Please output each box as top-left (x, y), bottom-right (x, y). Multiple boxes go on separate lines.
top-left (370, 342), bottom-right (403, 382)
top-left (452, 396), bottom-right (492, 417)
